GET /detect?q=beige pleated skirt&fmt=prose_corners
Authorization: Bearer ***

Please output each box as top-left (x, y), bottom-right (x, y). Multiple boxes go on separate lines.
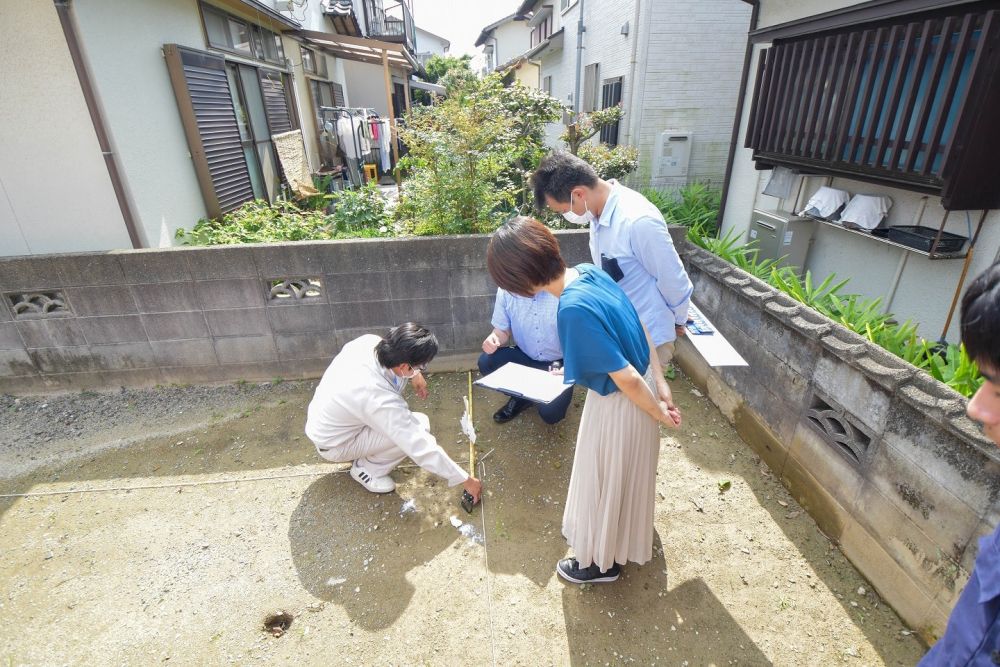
top-left (562, 375), bottom-right (661, 572)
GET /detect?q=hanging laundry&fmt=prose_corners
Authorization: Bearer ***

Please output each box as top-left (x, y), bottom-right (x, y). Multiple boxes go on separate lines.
top-left (380, 119), bottom-right (392, 174)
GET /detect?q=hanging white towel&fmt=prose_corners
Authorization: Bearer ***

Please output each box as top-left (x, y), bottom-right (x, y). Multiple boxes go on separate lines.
top-left (380, 120), bottom-right (391, 173)
top-left (336, 115), bottom-right (371, 159)
top-left (798, 186), bottom-right (851, 219)
top-left (839, 194), bottom-right (892, 231)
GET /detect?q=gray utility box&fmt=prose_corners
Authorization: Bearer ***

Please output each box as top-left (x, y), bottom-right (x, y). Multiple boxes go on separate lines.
top-left (748, 209), bottom-right (816, 271)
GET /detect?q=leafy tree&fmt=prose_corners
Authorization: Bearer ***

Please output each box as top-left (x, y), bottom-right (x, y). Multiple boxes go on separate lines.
top-left (413, 54), bottom-right (472, 104)
top-left (397, 73), bottom-right (561, 234)
top-left (560, 105), bottom-right (639, 180)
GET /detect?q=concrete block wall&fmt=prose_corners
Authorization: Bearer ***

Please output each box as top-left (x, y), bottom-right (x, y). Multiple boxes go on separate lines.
top-left (0, 232), bottom-right (592, 393)
top-left (672, 230), bottom-right (998, 642)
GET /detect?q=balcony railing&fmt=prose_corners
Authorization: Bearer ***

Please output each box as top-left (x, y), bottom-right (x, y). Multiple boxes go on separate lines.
top-left (363, 0), bottom-right (415, 54)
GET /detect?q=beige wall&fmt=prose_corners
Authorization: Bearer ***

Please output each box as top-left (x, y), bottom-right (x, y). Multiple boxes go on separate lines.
top-left (0, 1), bottom-right (131, 257)
top-left (756, 0), bottom-right (868, 29)
top-left (72, 0), bottom-right (209, 248)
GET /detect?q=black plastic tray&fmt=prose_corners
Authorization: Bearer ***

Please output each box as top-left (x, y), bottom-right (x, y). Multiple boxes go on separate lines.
top-left (886, 225), bottom-right (967, 253)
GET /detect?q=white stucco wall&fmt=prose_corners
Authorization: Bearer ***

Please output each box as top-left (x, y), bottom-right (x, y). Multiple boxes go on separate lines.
top-left (720, 0), bottom-right (1000, 343)
top-left (72, 0), bottom-right (209, 247)
top-left (492, 19), bottom-right (531, 69)
top-left (340, 60), bottom-right (405, 117)
top-left (0, 1), bottom-right (131, 256)
top-left (415, 27), bottom-right (449, 58)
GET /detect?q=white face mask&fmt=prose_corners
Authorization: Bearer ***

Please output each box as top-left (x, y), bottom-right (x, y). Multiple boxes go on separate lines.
top-left (562, 191), bottom-right (595, 226)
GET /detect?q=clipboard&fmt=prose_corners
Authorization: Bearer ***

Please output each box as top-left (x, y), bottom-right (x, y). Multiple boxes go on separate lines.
top-left (474, 363), bottom-right (570, 404)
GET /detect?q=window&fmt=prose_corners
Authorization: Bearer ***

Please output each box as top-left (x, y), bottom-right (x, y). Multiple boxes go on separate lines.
top-left (746, 4), bottom-right (1000, 210)
top-left (542, 76), bottom-right (552, 95)
top-left (300, 45), bottom-right (328, 77)
top-left (202, 3), bottom-right (286, 65)
top-left (560, 0), bottom-right (577, 12)
top-left (600, 77), bottom-right (623, 145)
top-left (530, 15), bottom-right (553, 48)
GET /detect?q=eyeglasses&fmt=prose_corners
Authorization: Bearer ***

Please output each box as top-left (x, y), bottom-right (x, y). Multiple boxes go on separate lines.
top-left (410, 363), bottom-right (427, 372)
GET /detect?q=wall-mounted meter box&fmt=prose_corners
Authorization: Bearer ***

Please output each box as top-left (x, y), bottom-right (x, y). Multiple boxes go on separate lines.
top-left (748, 209), bottom-right (816, 271)
top-left (653, 131), bottom-right (692, 178)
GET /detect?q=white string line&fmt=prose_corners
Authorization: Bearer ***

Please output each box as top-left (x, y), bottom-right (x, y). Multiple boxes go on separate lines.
top-left (477, 457), bottom-right (499, 667)
top-left (0, 458), bottom-right (478, 499)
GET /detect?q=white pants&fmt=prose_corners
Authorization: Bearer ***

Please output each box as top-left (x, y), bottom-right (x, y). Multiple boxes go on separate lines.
top-left (316, 412), bottom-right (430, 478)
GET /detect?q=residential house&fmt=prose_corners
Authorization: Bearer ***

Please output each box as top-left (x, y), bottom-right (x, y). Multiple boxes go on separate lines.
top-left (475, 13), bottom-right (530, 75)
top-left (720, 0), bottom-right (1000, 343)
top-left (0, 0), bottom-right (424, 257)
top-left (414, 26), bottom-right (450, 68)
top-left (512, 0), bottom-right (753, 188)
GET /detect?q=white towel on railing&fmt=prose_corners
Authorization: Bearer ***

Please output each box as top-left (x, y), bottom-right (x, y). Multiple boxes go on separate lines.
top-left (839, 194), bottom-right (892, 231)
top-left (798, 186), bottom-right (851, 219)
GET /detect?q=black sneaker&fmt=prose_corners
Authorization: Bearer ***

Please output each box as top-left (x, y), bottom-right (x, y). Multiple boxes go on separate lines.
top-left (556, 558), bottom-right (621, 583)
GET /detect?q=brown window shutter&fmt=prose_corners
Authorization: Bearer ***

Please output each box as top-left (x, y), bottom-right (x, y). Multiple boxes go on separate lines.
top-left (258, 70), bottom-right (294, 134)
top-left (164, 44), bottom-right (253, 218)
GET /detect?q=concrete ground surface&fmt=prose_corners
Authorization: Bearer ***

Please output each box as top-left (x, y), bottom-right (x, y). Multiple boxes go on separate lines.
top-left (0, 371), bottom-right (927, 665)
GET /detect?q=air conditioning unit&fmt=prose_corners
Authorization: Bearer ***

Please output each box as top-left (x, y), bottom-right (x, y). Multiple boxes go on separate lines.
top-left (654, 131), bottom-right (692, 178)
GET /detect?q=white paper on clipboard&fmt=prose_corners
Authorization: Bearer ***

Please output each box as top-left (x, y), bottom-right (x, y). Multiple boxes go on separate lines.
top-left (684, 303), bottom-right (748, 367)
top-left (474, 363), bottom-right (569, 404)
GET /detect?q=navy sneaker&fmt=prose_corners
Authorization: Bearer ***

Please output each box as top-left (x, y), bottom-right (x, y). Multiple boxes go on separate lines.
top-left (556, 558), bottom-right (621, 583)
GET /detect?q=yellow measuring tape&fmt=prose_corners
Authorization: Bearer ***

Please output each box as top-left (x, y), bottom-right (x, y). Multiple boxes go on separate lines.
top-left (467, 371), bottom-right (475, 476)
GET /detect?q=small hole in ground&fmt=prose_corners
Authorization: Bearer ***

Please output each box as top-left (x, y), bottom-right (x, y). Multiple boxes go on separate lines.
top-left (263, 611), bottom-right (294, 638)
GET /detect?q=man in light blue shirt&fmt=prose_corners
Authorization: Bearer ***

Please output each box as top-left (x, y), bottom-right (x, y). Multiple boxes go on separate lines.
top-left (478, 287), bottom-right (574, 424)
top-left (531, 151), bottom-right (693, 367)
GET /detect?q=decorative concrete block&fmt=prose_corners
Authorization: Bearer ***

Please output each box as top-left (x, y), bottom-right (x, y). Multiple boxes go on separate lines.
top-left (855, 353), bottom-right (918, 392)
top-left (78, 315), bottom-right (148, 344)
top-left (450, 295), bottom-right (494, 327)
top-left (763, 298), bottom-right (801, 324)
top-left (0, 257), bottom-right (62, 291)
top-left (213, 335), bottom-right (276, 364)
top-left (141, 312), bottom-right (209, 341)
top-left (57, 254), bottom-right (126, 286)
top-left (64, 285), bottom-right (138, 316)
top-left (387, 269), bottom-right (453, 301)
top-left (275, 333), bottom-right (339, 361)
top-left (813, 353), bottom-right (892, 434)
top-left (819, 329), bottom-right (867, 362)
top-left (204, 308), bottom-right (270, 338)
top-left (150, 339), bottom-right (218, 367)
top-left (787, 308), bottom-right (833, 339)
top-left (131, 282), bottom-right (200, 313)
top-left (184, 246), bottom-right (259, 280)
top-left (0, 322), bottom-right (23, 350)
top-left (324, 272), bottom-right (389, 304)
top-left (267, 304), bottom-right (333, 335)
top-left (118, 250), bottom-right (192, 283)
top-left (392, 297), bottom-right (452, 325)
top-left (331, 301), bottom-right (393, 330)
top-left (755, 313), bottom-right (822, 378)
top-left (0, 349), bottom-right (35, 376)
top-left (194, 279), bottom-right (266, 311)
top-left (16, 319), bottom-right (87, 348)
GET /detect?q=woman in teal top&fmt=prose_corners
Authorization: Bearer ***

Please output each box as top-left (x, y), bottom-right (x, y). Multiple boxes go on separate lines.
top-left (487, 217), bottom-right (682, 584)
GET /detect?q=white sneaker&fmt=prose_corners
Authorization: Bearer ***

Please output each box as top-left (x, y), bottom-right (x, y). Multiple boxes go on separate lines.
top-left (350, 462), bottom-right (396, 493)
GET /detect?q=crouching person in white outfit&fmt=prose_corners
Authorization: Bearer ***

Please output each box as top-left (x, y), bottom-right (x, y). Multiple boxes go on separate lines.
top-left (305, 322), bottom-right (483, 503)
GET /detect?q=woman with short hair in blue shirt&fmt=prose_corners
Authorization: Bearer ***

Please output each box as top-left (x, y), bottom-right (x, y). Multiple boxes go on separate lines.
top-left (487, 216), bottom-right (682, 583)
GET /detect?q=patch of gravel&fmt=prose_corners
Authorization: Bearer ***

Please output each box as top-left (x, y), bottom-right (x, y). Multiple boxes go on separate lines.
top-left (0, 380), bottom-right (316, 481)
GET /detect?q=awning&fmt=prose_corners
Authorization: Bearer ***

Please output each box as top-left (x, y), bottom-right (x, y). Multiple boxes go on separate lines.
top-left (392, 75), bottom-right (445, 96)
top-left (212, 0), bottom-right (301, 30)
top-left (296, 29), bottom-right (417, 71)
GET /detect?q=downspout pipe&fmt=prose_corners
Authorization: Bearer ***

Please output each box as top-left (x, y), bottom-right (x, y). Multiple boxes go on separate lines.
top-left (715, 0), bottom-right (760, 238)
top-left (54, 0), bottom-right (143, 249)
top-left (573, 0), bottom-right (586, 115)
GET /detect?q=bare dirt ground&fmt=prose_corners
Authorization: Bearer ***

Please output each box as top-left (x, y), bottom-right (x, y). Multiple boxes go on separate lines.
top-left (0, 371), bottom-right (926, 665)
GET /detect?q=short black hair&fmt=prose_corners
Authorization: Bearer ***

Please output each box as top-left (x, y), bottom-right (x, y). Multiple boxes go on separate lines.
top-left (531, 151), bottom-right (599, 210)
top-left (961, 261), bottom-right (1000, 373)
top-left (487, 216), bottom-right (566, 297)
top-left (376, 323), bottom-right (438, 368)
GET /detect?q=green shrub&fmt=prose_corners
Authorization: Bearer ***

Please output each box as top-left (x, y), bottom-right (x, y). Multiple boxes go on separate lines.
top-left (577, 143), bottom-right (639, 181)
top-left (687, 225), bottom-right (984, 397)
top-left (643, 183), bottom-right (721, 236)
top-left (327, 182), bottom-right (388, 236)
